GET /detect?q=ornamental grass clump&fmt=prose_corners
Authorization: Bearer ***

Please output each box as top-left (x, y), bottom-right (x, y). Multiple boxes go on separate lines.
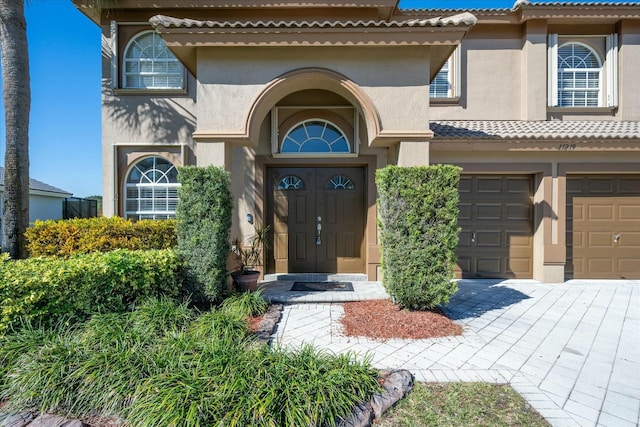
top-left (0, 298), bottom-right (380, 427)
top-left (219, 289), bottom-right (269, 317)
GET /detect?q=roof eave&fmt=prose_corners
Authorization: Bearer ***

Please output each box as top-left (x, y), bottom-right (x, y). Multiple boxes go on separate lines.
top-left (152, 15), bottom-right (476, 78)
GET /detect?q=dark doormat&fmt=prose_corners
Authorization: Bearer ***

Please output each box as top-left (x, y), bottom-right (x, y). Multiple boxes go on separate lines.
top-left (291, 281), bottom-right (354, 292)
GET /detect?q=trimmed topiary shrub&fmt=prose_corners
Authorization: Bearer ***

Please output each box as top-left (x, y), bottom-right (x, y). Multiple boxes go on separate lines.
top-left (25, 217), bottom-right (177, 257)
top-left (176, 166), bottom-right (232, 302)
top-left (0, 249), bottom-right (182, 335)
top-left (376, 165), bottom-right (461, 309)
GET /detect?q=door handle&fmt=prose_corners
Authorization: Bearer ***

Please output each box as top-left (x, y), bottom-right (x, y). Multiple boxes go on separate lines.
top-left (471, 232), bottom-right (476, 243)
top-left (614, 233), bottom-right (620, 244)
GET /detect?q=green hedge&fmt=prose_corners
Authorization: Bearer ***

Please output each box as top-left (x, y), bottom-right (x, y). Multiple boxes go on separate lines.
top-left (376, 165), bottom-right (461, 309)
top-left (176, 166), bottom-right (233, 302)
top-left (25, 217), bottom-right (177, 257)
top-left (0, 249), bottom-right (182, 335)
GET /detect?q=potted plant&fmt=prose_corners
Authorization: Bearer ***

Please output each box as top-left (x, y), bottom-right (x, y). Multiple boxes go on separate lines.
top-left (230, 224), bottom-right (271, 292)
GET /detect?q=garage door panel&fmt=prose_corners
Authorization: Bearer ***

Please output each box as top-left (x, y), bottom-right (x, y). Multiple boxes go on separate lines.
top-left (477, 178), bottom-right (503, 193)
top-left (507, 178), bottom-right (531, 194)
top-left (587, 232), bottom-right (614, 248)
top-left (588, 178), bottom-right (616, 193)
top-left (571, 204), bottom-right (583, 221)
top-left (587, 258), bottom-right (614, 274)
top-left (619, 202), bottom-right (640, 220)
top-left (477, 204), bottom-right (502, 220)
top-left (476, 231), bottom-right (501, 247)
top-left (567, 178), bottom-right (584, 194)
top-left (459, 177), bottom-right (472, 193)
top-left (476, 258), bottom-right (503, 276)
top-left (507, 204), bottom-right (531, 220)
top-left (620, 177), bottom-right (640, 194)
top-left (458, 231), bottom-right (473, 247)
top-left (457, 175), bottom-right (533, 279)
top-left (567, 175), bottom-right (640, 279)
top-left (458, 203), bottom-right (472, 220)
top-left (619, 259), bottom-right (640, 277)
top-left (456, 257), bottom-right (471, 272)
top-left (508, 258), bottom-right (532, 276)
top-left (620, 232), bottom-right (640, 247)
top-left (508, 231), bottom-right (532, 248)
top-left (587, 204), bottom-right (615, 221)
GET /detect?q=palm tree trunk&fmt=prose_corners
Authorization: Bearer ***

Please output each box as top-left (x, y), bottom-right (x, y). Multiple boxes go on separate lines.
top-left (0, 0), bottom-right (30, 259)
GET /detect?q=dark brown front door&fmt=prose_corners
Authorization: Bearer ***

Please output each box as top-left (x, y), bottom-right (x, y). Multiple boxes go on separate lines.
top-left (456, 175), bottom-right (534, 279)
top-left (267, 167), bottom-right (365, 273)
top-left (567, 175), bottom-right (640, 279)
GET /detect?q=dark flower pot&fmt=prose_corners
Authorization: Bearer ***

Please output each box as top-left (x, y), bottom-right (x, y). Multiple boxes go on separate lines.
top-left (231, 270), bottom-right (260, 292)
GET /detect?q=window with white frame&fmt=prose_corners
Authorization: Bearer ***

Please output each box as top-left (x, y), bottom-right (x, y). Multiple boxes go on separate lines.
top-left (123, 31), bottom-right (183, 90)
top-left (548, 34), bottom-right (618, 108)
top-left (430, 47), bottom-right (461, 99)
top-left (125, 157), bottom-right (179, 220)
top-left (281, 119), bottom-right (351, 154)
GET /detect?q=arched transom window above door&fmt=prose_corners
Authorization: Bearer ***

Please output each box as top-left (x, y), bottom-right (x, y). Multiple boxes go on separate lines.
top-left (282, 120), bottom-right (349, 154)
top-left (273, 108), bottom-right (358, 157)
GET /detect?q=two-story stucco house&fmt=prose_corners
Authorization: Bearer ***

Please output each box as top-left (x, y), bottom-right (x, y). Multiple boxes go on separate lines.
top-left (74, 0), bottom-right (640, 282)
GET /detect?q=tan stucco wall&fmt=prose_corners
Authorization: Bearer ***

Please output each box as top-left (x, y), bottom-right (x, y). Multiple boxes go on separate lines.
top-left (619, 20), bottom-right (640, 120)
top-left (430, 33), bottom-right (524, 120)
top-left (100, 24), bottom-right (198, 216)
top-left (431, 21), bottom-right (640, 122)
top-left (195, 46), bottom-right (432, 142)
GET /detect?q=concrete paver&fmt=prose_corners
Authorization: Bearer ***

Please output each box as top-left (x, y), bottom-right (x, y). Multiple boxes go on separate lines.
top-left (265, 278), bottom-right (640, 427)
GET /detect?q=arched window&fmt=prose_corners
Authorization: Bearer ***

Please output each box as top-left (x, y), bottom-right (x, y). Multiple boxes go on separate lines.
top-left (326, 175), bottom-right (354, 190)
top-left (281, 120), bottom-right (350, 154)
top-left (123, 31), bottom-right (183, 89)
top-left (557, 43), bottom-right (602, 107)
top-left (125, 157), bottom-right (179, 220)
top-left (277, 175), bottom-right (305, 190)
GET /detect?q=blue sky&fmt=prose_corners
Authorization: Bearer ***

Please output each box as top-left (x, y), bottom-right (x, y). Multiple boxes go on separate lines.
top-left (0, 0), bottom-right (623, 197)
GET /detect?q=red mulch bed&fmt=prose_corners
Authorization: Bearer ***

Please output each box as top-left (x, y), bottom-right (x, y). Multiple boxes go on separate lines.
top-left (340, 299), bottom-right (462, 340)
top-left (247, 315), bottom-right (264, 333)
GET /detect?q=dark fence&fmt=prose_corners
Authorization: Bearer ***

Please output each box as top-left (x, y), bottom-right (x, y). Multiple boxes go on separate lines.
top-left (63, 197), bottom-right (99, 219)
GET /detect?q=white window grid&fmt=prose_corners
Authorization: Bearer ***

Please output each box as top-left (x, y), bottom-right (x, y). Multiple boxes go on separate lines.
top-left (557, 43), bottom-right (602, 107)
top-left (548, 35), bottom-right (617, 108)
top-left (430, 60), bottom-right (451, 98)
top-left (124, 157), bottom-right (179, 221)
top-left (281, 119), bottom-right (351, 154)
top-left (430, 46), bottom-right (460, 99)
top-left (123, 31), bottom-right (183, 90)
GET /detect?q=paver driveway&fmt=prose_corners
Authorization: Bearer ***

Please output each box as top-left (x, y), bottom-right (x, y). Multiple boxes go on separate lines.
top-left (272, 280), bottom-right (640, 427)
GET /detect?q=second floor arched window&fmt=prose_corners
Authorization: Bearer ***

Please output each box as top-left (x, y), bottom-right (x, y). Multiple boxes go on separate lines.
top-left (123, 31), bottom-right (183, 90)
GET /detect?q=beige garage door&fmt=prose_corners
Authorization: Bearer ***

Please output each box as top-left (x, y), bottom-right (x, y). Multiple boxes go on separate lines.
top-left (456, 175), bottom-right (534, 279)
top-left (567, 175), bottom-right (640, 279)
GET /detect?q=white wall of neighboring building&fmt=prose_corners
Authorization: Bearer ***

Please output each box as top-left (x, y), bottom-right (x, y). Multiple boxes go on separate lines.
top-left (29, 193), bottom-right (66, 223)
top-left (0, 191), bottom-right (70, 236)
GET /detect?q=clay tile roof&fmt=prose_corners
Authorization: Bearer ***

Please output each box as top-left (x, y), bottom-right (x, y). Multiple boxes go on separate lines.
top-left (0, 167), bottom-right (72, 196)
top-left (515, 1), bottom-right (640, 7)
top-left (400, 1), bottom-right (640, 13)
top-left (429, 121), bottom-right (640, 140)
top-left (150, 12), bottom-right (477, 29)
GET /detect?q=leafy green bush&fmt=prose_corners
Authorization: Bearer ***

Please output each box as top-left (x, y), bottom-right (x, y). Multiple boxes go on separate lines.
top-left (25, 216), bottom-right (177, 257)
top-left (176, 166), bottom-right (233, 302)
top-left (376, 165), bottom-right (461, 309)
top-left (0, 249), bottom-right (182, 335)
top-left (0, 298), bottom-right (380, 427)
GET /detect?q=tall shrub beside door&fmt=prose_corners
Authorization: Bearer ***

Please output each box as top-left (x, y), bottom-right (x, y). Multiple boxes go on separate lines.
top-left (176, 166), bottom-right (232, 301)
top-left (376, 165), bottom-right (461, 309)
